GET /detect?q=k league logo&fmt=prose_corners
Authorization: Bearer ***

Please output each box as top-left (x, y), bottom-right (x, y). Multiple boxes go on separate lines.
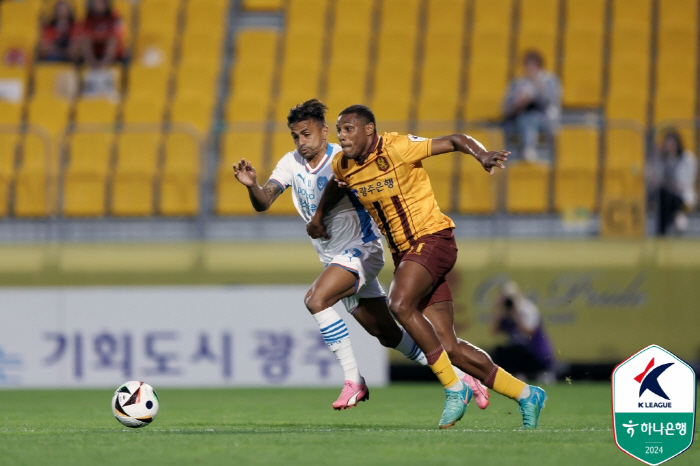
top-left (612, 345), bottom-right (696, 465)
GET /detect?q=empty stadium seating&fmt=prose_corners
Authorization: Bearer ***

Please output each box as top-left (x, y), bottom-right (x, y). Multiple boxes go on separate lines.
top-left (554, 128), bottom-right (600, 212)
top-left (465, 0), bottom-right (513, 122)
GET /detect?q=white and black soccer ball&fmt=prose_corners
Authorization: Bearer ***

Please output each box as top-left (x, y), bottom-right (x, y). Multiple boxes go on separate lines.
top-left (112, 381), bottom-right (160, 428)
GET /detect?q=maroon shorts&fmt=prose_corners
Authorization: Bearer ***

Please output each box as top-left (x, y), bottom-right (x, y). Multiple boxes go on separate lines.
top-left (392, 229), bottom-right (458, 310)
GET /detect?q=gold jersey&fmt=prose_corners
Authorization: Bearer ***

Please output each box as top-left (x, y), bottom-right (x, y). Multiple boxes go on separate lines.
top-left (332, 132), bottom-right (455, 253)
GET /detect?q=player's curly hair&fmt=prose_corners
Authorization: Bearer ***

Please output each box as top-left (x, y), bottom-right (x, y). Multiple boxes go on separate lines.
top-left (287, 99), bottom-right (328, 128)
top-left (339, 105), bottom-right (376, 132)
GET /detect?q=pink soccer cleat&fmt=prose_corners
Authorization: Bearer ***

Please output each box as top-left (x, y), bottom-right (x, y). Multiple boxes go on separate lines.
top-left (462, 374), bottom-right (489, 409)
top-left (332, 378), bottom-right (369, 410)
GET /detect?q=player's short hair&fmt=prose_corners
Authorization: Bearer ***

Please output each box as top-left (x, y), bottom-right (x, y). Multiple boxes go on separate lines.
top-left (339, 105), bottom-right (376, 131)
top-left (287, 99), bottom-right (328, 128)
top-left (523, 50), bottom-right (544, 68)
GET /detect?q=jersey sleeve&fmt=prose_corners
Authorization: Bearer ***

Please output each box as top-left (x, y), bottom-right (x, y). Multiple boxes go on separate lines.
top-left (390, 134), bottom-right (433, 164)
top-left (267, 154), bottom-right (293, 191)
top-left (331, 153), bottom-right (346, 182)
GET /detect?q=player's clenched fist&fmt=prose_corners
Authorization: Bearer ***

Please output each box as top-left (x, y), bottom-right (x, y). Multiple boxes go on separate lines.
top-left (306, 218), bottom-right (330, 240)
top-left (233, 158), bottom-right (257, 186)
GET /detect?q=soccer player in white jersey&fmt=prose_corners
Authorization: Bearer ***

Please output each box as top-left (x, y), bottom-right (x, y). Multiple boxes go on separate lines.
top-left (233, 99), bottom-right (488, 410)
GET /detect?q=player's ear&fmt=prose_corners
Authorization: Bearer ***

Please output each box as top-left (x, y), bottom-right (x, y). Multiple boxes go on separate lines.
top-left (321, 124), bottom-right (329, 138)
top-left (366, 122), bottom-right (375, 137)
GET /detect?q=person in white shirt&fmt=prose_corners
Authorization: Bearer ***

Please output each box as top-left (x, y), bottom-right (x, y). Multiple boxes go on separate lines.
top-left (647, 130), bottom-right (698, 235)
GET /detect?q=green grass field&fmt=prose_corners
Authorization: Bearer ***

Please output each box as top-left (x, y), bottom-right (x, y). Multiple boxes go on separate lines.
top-left (1, 383), bottom-right (697, 466)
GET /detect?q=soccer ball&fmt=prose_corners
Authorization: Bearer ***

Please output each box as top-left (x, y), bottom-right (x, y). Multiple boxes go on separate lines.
top-left (111, 381), bottom-right (160, 428)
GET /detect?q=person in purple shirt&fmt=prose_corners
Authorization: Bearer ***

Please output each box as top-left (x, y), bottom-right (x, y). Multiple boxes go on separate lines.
top-left (491, 281), bottom-right (555, 382)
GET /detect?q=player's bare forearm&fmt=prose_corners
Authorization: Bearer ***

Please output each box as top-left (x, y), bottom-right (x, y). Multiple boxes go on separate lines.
top-left (431, 134), bottom-right (509, 175)
top-left (247, 181), bottom-right (282, 212)
top-left (307, 175), bottom-right (345, 240)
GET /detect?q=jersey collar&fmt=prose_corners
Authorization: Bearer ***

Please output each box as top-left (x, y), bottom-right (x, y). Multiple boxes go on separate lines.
top-left (355, 134), bottom-right (383, 166)
top-left (304, 142), bottom-right (334, 174)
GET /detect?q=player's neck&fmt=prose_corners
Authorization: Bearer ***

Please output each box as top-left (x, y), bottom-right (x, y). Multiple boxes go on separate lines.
top-left (305, 141), bottom-right (328, 169)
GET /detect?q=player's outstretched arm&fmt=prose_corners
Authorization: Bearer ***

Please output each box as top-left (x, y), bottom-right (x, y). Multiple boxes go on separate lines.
top-left (233, 158), bottom-right (282, 212)
top-left (306, 175), bottom-right (346, 240)
top-left (431, 134), bottom-right (510, 175)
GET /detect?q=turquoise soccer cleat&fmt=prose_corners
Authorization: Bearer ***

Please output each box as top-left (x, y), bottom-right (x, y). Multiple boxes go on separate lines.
top-left (518, 385), bottom-right (547, 428)
top-left (438, 380), bottom-right (472, 429)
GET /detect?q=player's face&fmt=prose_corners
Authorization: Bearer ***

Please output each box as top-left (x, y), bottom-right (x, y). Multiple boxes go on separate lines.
top-left (290, 119), bottom-right (328, 161)
top-left (336, 113), bottom-right (373, 159)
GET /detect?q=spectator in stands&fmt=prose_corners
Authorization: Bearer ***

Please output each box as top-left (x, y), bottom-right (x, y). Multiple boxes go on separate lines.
top-left (77, 0), bottom-right (125, 69)
top-left (38, 0), bottom-right (80, 62)
top-left (647, 130), bottom-right (698, 236)
top-left (491, 281), bottom-right (554, 382)
top-left (502, 50), bottom-right (561, 162)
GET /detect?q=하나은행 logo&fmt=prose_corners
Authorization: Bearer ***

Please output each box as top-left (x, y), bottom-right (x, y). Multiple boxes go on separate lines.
top-left (612, 345), bottom-right (696, 465)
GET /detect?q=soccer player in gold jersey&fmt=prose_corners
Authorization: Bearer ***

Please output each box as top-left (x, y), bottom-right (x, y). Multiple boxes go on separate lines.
top-left (308, 105), bottom-right (547, 428)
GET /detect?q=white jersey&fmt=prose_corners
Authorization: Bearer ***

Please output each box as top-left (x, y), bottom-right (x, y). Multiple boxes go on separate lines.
top-left (268, 142), bottom-right (382, 263)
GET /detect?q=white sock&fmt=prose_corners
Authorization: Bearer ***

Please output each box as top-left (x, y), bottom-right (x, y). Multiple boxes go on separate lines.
top-left (313, 307), bottom-right (362, 383)
top-left (518, 385), bottom-right (531, 400)
top-left (446, 379), bottom-right (465, 392)
top-left (394, 328), bottom-right (428, 365)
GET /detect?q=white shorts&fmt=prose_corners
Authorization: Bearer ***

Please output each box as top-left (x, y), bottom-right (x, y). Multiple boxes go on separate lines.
top-left (325, 240), bottom-right (387, 314)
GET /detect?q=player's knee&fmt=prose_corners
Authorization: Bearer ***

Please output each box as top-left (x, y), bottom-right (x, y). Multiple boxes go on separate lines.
top-left (387, 294), bottom-right (413, 320)
top-left (304, 292), bottom-right (329, 314)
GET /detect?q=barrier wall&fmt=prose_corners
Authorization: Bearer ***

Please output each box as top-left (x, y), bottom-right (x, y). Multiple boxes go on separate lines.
top-left (0, 239), bottom-right (699, 365)
top-left (0, 286), bottom-right (388, 388)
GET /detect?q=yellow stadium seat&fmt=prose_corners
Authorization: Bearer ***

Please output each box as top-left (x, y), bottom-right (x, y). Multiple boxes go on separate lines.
top-left (122, 97), bottom-right (166, 125)
top-left (175, 63), bottom-right (218, 99)
top-left (226, 30), bottom-right (278, 122)
top-left (556, 128), bottom-right (599, 171)
top-left (14, 169), bottom-right (50, 217)
top-left (417, 0), bottom-right (466, 122)
top-left (561, 0), bottom-right (605, 107)
top-left (159, 173), bottom-right (199, 216)
top-left (517, 0), bottom-right (559, 71)
top-left (267, 131), bottom-right (299, 215)
top-left (20, 132), bottom-right (53, 174)
top-left (221, 131), bottom-right (266, 168)
top-left (653, 0), bottom-right (698, 124)
top-left (170, 97), bottom-right (214, 136)
top-left (62, 172), bottom-right (107, 216)
top-left (0, 1), bottom-right (40, 39)
top-left (110, 172), bottom-right (154, 216)
top-left (32, 63), bottom-right (78, 100)
top-left (216, 131), bottom-right (266, 215)
top-left (0, 133), bottom-right (18, 172)
top-left (275, 62), bottom-right (323, 120)
top-left (324, 0), bottom-right (372, 115)
top-left (370, 0), bottom-right (420, 122)
top-left (27, 97), bottom-right (71, 139)
top-left (115, 133), bottom-right (161, 175)
top-left (74, 98), bottom-right (118, 126)
top-left (138, 0), bottom-right (180, 28)
top-left (164, 133), bottom-right (200, 175)
top-left (604, 128), bottom-right (644, 172)
top-left (242, 0), bottom-right (283, 10)
top-left (68, 132), bottom-right (114, 175)
top-left (420, 153), bottom-right (456, 212)
top-left (606, 0), bottom-right (652, 124)
top-left (0, 101), bottom-right (23, 127)
top-left (506, 162), bottom-right (550, 213)
top-left (459, 156), bottom-right (497, 214)
top-left (127, 65), bottom-right (170, 100)
top-left (0, 175), bottom-right (9, 216)
top-left (465, 0), bottom-right (513, 121)
top-left (133, 32), bottom-right (175, 68)
top-left (184, 0), bottom-right (228, 33)
top-left (0, 66), bottom-right (28, 103)
top-left (554, 127), bottom-right (600, 213)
